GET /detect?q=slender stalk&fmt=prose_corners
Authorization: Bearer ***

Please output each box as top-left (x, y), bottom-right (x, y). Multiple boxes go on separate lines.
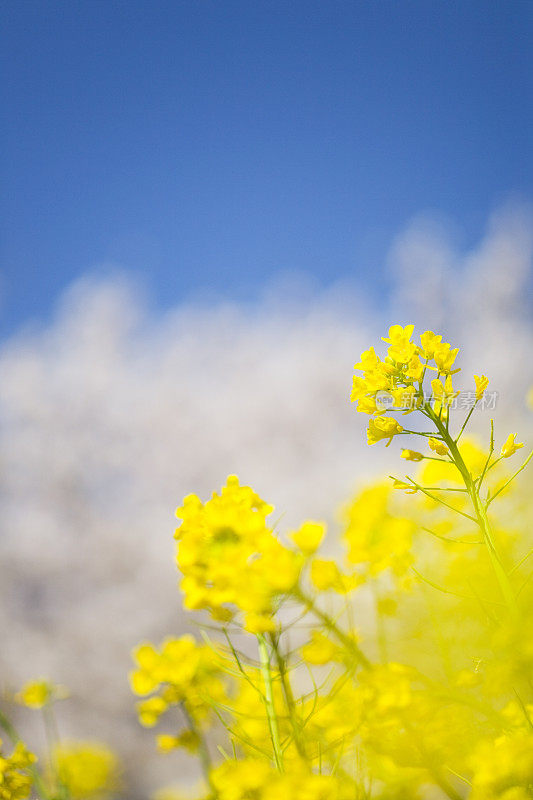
top-left (427, 406), bottom-right (519, 619)
top-left (396, 476), bottom-right (476, 522)
top-left (42, 704), bottom-right (67, 800)
top-left (257, 634), bottom-right (284, 771)
top-left (509, 547), bottom-right (533, 575)
top-left (181, 703), bottom-right (216, 791)
top-left (455, 401), bottom-right (478, 442)
top-left (372, 584), bottom-right (388, 663)
top-left (475, 420), bottom-right (495, 490)
top-left (269, 634), bottom-right (307, 759)
top-left (487, 449), bottom-right (533, 507)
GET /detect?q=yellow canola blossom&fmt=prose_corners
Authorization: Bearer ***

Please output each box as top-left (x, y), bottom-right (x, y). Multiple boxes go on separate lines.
top-left (0, 739), bottom-right (36, 800)
top-left (367, 415), bottom-right (404, 446)
top-left (130, 635), bottom-right (227, 735)
top-left (428, 437), bottom-right (449, 456)
top-left (301, 631), bottom-right (340, 665)
top-left (431, 374), bottom-right (460, 419)
top-left (15, 679), bottom-right (67, 709)
top-left (342, 484), bottom-right (414, 579)
top-left (419, 330), bottom-right (443, 359)
top-left (50, 742), bottom-right (120, 799)
top-left (501, 433), bottom-right (524, 458)
top-left (309, 558), bottom-right (359, 593)
top-left (289, 521), bottom-right (325, 555)
top-left (351, 325), bottom-right (464, 446)
top-left (469, 733), bottom-right (533, 800)
top-left (175, 476), bottom-right (302, 632)
top-left (433, 342), bottom-right (459, 374)
top-left (401, 449), bottom-right (424, 462)
top-left (210, 758), bottom-right (355, 800)
top-left (474, 374), bottom-right (489, 400)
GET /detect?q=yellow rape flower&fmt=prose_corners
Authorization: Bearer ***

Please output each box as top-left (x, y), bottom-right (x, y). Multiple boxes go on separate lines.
top-left (243, 611), bottom-right (277, 634)
top-left (431, 374), bottom-right (459, 417)
top-left (367, 415), bottom-right (403, 446)
top-left (401, 449), bottom-right (424, 461)
top-left (353, 346), bottom-right (380, 372)
top-left (433, 341), bottom-right (460, 374)
top-left (469, 733), bottom-right (533, 799)
top-left (51, 742), bottom-right (121, 799)
top-left (136, 696), bottom-right (168, 727)
top-left (310, 559), bottom-right (357, 593)
top-left (210, 759), bottom-right (354, 800)
top-left (501, 433), bottom-right (524, 458)
top-left (15, 679), bottom-right (67, 709)
top-left (474, 373), bottom-right (489, 400)
top-left (381, 324), bottom-right (417, 363)
top-left (0, 739), bottom-right (36, 800)
top-left (342, 484), bottom-right (414, 578)
top-left (356, 395), bottom-right (381, 414)
top-left (420, 330), bottom-right (443, 359)
top-left (428, 437), bottom-right (449, 456)
top-left (290, 521), bottom-right (325, 555)
top-left (130, 635), bottom-right (202, 696)
top-left (405, 353), bottom-right (424, 381)
top-left (156, 730), bottom-right (199, 754)
top-left (301, 631), bottom-right (339, 665)
top-left (130, 633), bottom-right (227, 744)
top-left (350, 326), bottom-right (463, 454)
top-left (155, 735), bottom-right (180, 753)
top-left (174, 476), bottom-right (301, 627)
top-left (392, 478), bottom-right (418, 493)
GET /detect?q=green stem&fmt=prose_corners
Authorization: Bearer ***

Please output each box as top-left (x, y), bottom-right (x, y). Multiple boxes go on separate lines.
top-left (257, 634), bottom-right (284, 771)
top-left (428, 407), bottom-right (519, 619)
top-left (396, 476), bottom-right (476, 522)
top-left (487, 449), bottom-right (533, 507)
top-left (372, 584), bottom-right (388, 663)
top-left (269, 634), bottom-right (307, 759)
top-left (181, 703), bottom-right (215, 793)
top-left (456, 401), bottom-right (478, 442)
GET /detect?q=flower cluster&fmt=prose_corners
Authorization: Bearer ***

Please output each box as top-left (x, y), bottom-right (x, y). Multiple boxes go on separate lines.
top-left (469, 733), bottom-right (533, 800)
top-left (50, 742), bottom-right (121, 800)
top-left (342, 483), bottom-right (414, 580)
top-left (210, 759), bottom-right (354, 800)
top-left (1, 681), bottom-right (121, 800)
top-left (350, 325), bottom-right (463, 443)
top-left (130, 635), bottom-right (227, 751)
top-left (175, 476), bottom-right (302, 633)
top-left (0, 740), bottom-right (35, 800)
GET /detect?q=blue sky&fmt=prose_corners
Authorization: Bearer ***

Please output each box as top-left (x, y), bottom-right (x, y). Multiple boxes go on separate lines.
top-left (1, 0), bottom-right (532, 335)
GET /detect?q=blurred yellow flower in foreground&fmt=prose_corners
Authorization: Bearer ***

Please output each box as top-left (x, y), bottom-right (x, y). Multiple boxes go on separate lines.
top-left (15, 679), bottom-right (68, 709)
top-left (51, 742), bottom-right (121, 799)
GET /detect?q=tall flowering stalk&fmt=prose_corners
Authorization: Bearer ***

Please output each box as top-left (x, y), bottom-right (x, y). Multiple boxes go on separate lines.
top-left (350, 324), bottom-right (532, 621)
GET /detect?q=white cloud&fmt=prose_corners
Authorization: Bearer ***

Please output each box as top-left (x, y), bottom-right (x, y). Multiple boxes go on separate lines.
top-left (0, 205), bottom-right (532, 795)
